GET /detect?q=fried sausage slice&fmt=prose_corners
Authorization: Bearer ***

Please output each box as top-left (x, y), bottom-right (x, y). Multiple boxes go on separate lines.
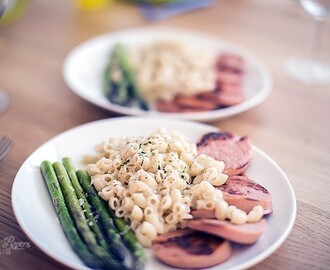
top-left (198, 90), bottom-right (245, 107)
top-left (197, 132), bottom-right (253, 175)
top-left (187, 219), bottom-right (267, 244)
top-left (216, 71), bottom-right (243, 85)
top-left (215, 91), bottom-right (245, 106)
top-left (156, 95), bottom-right (218, 113)
top-left (191, 174), bottom-right (273, 217)
top-left (219, 175), bottom-right (273, 215)
top-left (152, 229), bottom-right (232, 269)
top-left (216, 53), bottom-right (244, 74)
top-left (191, 209), bottom-right (217, 219)
top-left (173, 95), bottom-right (218, 111)
top-left (156, 100), bottom-right (185, 113)
top-left (219, 83), bottom-right (243, 93)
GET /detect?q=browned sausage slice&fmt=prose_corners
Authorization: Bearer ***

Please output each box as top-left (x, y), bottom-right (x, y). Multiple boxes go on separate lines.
top-left (219, 175), bottom-right (273, 215)
top-left (215, 91), bottom-right (245, 106)
top-left (216, 53), bottom-right (244, 73)
top-left (198, 90), bottom-right (244, 107)
top-left (191, 209), bottom-right (216, 219)
top-left (220, 83), bottom-right (243, 93)
top-left (187, 219), bottom-right (267, 244)
top-left (197, 132), bottom-right (253, 175)
top-left (156, 95), bottom-right (218, 113)
top-left (174, 95), bottom-right (218, 111)
top-left (191, 177), bottom-right (272, 218)
top-left (197, 91), bottom-right (224, 103)
top-left (152, 229), bottom-right (231, 269)
top-left (156, 100), bottom-right (184, 113)
top-left (216, 71), bottom-right (242, 85)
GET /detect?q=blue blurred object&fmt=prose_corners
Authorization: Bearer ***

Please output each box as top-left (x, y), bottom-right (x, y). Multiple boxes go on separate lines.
top-left (139, 0), bottom-right (215, 21)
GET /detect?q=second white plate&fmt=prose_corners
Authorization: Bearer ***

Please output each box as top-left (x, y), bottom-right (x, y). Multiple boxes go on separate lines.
top-left (63, 27), bottom-right (272, 121)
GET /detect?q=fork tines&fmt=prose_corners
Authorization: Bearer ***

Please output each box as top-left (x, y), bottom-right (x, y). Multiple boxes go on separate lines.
top-left (0, 136), bottom-right (14, 162)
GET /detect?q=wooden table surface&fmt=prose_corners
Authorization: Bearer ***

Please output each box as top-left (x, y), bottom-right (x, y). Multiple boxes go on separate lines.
top-left (1, 0), bottom-right (330, 269)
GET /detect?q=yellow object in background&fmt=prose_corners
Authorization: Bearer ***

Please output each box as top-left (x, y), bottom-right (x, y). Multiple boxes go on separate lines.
top-left (75, 0), bottom-right (112, 11)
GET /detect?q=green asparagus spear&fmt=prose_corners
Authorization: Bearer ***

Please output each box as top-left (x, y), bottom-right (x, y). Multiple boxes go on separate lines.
top-left (52, 162), bottom-right (125, 270)
top-left (113, 44), bottom-right (149, 110)
top-left (77, 170), bottom-right (146, 270)
top-left (103, 47), bottom-right (130, 106)
top-left (76, 170), bottom-right (136, 268)
top-left (40, 161), bottom-right (103, 269)
top-left (103, 43), bottom-right (149, 110)
top-left (62, 157), bottom-right (109, 252)
top-left (110, 214), bottom-right (145, 269)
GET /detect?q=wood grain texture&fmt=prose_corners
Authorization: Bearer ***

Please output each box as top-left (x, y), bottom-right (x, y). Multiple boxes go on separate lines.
top-left (0, 0), bottom-right (330, 269)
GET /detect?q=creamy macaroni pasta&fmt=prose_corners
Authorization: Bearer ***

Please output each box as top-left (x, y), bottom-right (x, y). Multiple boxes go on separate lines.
top-left (85, 129), bottom-right (263, 247)
top-left (129, 41), bottom-right (216, 103)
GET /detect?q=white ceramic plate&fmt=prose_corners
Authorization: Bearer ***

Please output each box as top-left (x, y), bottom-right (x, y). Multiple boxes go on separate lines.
top-left (63, 27), bottom-right (272, 122)
top-left (12, 117), bottom-right (295, 270)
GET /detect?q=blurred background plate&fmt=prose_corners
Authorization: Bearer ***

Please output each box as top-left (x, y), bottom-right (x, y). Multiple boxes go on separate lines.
top-left (63, 27), bottom-right (272, 121)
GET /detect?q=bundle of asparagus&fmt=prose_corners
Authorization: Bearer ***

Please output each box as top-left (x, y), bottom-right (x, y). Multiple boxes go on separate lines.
top-left (40, 158), bottom-right (145, 270)
top-left (103, 43), bottom-right (149, 111)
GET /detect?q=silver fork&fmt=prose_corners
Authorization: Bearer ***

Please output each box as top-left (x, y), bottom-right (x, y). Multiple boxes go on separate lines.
top-left (0, 136), bottom-right (13, 162)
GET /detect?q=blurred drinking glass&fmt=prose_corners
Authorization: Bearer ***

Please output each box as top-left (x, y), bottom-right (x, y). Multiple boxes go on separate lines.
top-left (285, 0), bottom-right (330, 86)
top-left (0, 0), bottom-right (6, 17)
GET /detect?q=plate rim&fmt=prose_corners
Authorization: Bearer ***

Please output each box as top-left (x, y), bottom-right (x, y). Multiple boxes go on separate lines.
top-left (12, 117), bottom-right (296, 270)
top-left (62, 26), bottom-right (273, 121)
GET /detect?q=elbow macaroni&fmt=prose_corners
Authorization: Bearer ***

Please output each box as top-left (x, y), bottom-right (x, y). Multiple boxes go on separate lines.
top-left (86, 129), bottom-right (264, 247)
